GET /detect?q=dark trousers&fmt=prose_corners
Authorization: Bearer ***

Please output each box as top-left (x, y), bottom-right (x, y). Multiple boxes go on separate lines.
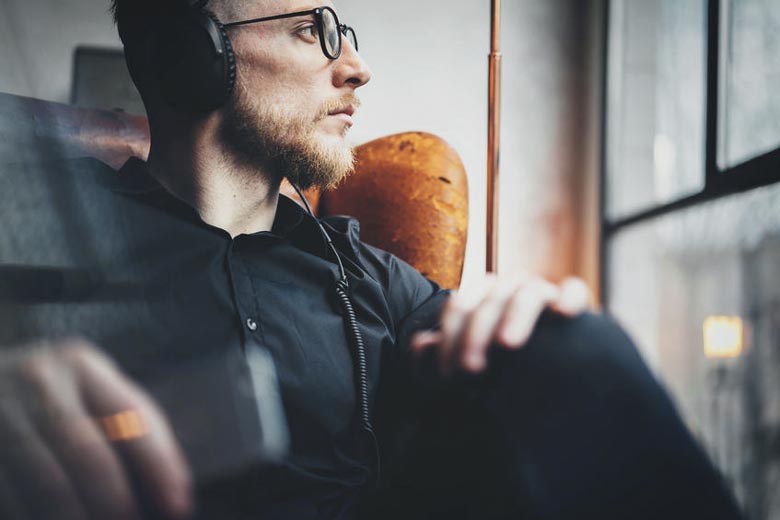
top-left (364, 312), bottom-right (743, 519)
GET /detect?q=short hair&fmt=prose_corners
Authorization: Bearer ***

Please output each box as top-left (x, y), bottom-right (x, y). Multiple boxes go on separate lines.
top-left (110, 0), bottom-right (247, 111)
top-left (110, 1), bottom-right (223, 104)
top-left (110, 0), bottom-right (241, 45)
top-left (109, 0), bottom-right (176, 102)
top-left (111, 0), bottom-right (173, 46)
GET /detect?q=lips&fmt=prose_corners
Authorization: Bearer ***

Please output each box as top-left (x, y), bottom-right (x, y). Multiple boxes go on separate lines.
top-left (328, 105), bottom-right (356, 117)
top-left (326, 105), bottom-right (356, 129)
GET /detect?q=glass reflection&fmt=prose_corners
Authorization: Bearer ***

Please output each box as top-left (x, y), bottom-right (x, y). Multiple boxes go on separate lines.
top-left (609, 182), bottom-right (780, 518)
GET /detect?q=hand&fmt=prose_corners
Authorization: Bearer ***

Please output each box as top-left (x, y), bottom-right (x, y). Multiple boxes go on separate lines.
top-left (0, 339), bottom-right (193, 520)
top-left (409, 274), bottom-right (591, 375)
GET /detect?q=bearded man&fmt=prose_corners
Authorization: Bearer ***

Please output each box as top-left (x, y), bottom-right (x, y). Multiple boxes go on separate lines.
top-left (0, 1), bottom-right (742, 519)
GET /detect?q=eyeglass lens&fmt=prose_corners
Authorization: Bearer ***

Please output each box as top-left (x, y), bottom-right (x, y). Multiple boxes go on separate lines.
top-left (343, 27), bottom-right (357, 51)
top-left (321, 8), bottom-right (340, 58)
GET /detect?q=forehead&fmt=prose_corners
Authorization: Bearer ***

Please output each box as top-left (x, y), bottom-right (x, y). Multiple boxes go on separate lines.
top-left (238, 0), bottom-right (337, 17)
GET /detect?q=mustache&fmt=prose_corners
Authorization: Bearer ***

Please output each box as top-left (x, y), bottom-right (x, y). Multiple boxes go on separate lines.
top-left (316, 94), bottom-right (362, 121)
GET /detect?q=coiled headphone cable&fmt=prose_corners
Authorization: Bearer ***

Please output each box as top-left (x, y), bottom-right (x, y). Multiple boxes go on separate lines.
top-left (291, 184), bottom-right (381, 484)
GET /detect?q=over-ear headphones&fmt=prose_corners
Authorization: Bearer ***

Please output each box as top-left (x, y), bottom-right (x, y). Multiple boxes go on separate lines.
top-left (144, 0), bottom-right (237, 112)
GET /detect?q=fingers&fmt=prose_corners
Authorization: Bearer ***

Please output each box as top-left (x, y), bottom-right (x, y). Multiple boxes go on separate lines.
top-left (552, 276), bottom-right (592, 316)
top-left (0, 397), bottom-right (87, 520)
top-left (25, 347), bottom-right (143, 520)
top-left (456, 278), bottom-right (526, 372)
top-left (0, 340), bottom-right (194, 520)
top-left (70, 344), bottom-right (194, 520)
top-left (496, 278), bottom-right (560, 346)
top-left (409, 330), bottom-right (442, 355)
top-left (444, 275), bottom-right (557, 374)
top-left (436, 275), bottom-right (504, 375)
top-left (413, 274), bottom-right (553, 375)
top-left (410, 274), bottom-right (591, 377)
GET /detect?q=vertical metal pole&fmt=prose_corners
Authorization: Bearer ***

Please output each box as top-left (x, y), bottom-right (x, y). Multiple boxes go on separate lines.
top-left (487, 0), bottom-right (502, 272)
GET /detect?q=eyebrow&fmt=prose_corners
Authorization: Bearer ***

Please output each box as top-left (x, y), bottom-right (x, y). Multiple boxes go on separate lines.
top-left (224, 8), bottom-right (319, 28)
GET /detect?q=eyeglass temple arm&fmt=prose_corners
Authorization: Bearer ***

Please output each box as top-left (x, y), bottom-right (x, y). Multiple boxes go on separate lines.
top-left (224, 8), bottom-right (317, 28)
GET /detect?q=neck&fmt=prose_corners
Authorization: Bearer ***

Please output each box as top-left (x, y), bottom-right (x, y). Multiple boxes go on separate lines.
top-left (146, 116), bottom-right (280, 238)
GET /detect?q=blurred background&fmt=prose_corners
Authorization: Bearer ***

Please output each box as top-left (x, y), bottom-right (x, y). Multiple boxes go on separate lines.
top-left (0, 0), bottom-right (778, 517)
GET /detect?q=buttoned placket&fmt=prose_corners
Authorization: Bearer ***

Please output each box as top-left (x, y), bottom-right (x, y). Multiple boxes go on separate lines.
top-left (225, 237), bottom-right (268, 356)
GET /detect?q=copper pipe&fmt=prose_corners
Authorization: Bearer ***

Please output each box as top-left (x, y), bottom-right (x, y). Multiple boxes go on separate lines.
top-left (487, 0), bottom-right (502, 272)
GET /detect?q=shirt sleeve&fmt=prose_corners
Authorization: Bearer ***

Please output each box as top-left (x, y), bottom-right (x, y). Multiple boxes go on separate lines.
top-left (320, 215), bottom-right (451, 349)
top-left (355, 242), bottom-right (451, 350)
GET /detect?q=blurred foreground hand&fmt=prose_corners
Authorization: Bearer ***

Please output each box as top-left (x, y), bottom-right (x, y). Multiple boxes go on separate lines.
top-left (0, 339), bottom-right (193, 520)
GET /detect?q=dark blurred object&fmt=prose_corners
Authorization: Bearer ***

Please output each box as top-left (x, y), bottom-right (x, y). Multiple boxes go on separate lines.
top-left (146, 346), bottom-right (289, 485)
top-left (0, 92), bottom-right (468, 288)
top-left (0, 265), bottom-right (288, 484)
top-left (0, 91), bottom-right (150, 169)
top-left (0, 264), bottom-right (135, 303)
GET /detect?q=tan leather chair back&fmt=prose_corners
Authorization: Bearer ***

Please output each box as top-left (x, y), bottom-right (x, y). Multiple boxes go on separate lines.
top-left (324, 132), bottom-right (468, 289)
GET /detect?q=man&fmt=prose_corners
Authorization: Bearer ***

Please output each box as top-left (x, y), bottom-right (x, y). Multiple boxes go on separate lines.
top-left (0, 0), bottom-right (741, 519)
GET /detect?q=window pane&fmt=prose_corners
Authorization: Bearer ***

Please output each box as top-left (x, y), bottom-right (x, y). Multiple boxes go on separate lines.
top-left (608, 183), bottom-right (780, 519)
top-left (719, 0), bottom-right (780, 168)
top-left (607, 0), bottom-right (706, 220)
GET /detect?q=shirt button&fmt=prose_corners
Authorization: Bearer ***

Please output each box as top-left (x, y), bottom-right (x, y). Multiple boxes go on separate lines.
top-left (246, 318), bottom-right (258, 331)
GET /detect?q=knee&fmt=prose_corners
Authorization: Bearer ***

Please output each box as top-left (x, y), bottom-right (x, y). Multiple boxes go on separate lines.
top-left (486, 311), bottom-right (665, 415)
top-left (498, 311), bottom-right (648, 375)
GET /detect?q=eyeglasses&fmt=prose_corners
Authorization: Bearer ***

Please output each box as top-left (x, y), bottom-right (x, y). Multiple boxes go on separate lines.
top-left (224, 6), bottom-right (358, 60)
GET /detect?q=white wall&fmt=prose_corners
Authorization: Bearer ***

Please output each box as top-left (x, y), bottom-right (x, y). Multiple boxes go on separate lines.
top-left (339, 0), bottom-right (599, 288)
top-left (0, 0), bottom-right (599, 289)
top-left (337, 0), bottom-right (489, 287)
top-left (0, 0), bottom-right (119, 102)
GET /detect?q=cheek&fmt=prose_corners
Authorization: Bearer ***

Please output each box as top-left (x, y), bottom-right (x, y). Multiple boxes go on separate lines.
top-left (237, 66), bottom-right (317, 109)
top-left (232, 33), bottom-right (287, 87)
top-left (230, 33), bottom-right (331, 113)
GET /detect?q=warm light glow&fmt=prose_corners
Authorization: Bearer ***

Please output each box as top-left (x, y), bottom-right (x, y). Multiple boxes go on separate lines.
top-left (99, 409), bottom-right (148, 442)
top-left (703, 316), bottom-right (743, 359)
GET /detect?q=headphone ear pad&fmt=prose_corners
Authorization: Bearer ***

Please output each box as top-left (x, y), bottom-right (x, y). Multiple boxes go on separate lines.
top-left (218, 17), bottom-right (237, 101)
top-left (154, 9), bottom-right (236, 112)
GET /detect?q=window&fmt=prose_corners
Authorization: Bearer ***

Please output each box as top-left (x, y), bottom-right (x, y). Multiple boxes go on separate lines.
top-left (606, 0), bottom-right (706, 220)
top-left (603, 1), bottom-right (780, 517)
top-left (719, 0), bottom-right (780, 168)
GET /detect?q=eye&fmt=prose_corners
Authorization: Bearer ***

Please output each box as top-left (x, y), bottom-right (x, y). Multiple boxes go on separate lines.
top-left (297, 24), bottom-right (317, 41)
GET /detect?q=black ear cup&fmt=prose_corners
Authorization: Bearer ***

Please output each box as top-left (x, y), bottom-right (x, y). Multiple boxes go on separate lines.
top-left (153, 8), bottom-right (236, 113)
top-left (217, 14), bottom-right (237, 102)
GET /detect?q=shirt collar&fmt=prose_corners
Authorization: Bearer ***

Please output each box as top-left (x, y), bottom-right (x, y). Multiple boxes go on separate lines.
top-left (113, 157), bottom-right (330, 254)
top-left (264, 195), bottom-right (331, 256)
top-left (114, 157), bottom-right (164, 194)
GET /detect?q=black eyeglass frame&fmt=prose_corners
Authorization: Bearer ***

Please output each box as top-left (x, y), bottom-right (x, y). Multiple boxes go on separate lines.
top-left (223, 6), bottom-right (358, 60)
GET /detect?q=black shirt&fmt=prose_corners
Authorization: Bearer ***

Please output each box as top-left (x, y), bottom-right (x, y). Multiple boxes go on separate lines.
top-left (0, 157), bottom-right (448, 518)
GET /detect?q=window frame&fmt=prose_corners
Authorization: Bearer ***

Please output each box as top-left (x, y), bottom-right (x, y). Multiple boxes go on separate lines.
top-left (600, 0), bottom-right (780, 307)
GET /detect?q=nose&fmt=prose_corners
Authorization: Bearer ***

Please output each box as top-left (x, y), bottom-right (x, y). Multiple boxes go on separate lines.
top-left (333, 37), bottom-right (371, 89)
